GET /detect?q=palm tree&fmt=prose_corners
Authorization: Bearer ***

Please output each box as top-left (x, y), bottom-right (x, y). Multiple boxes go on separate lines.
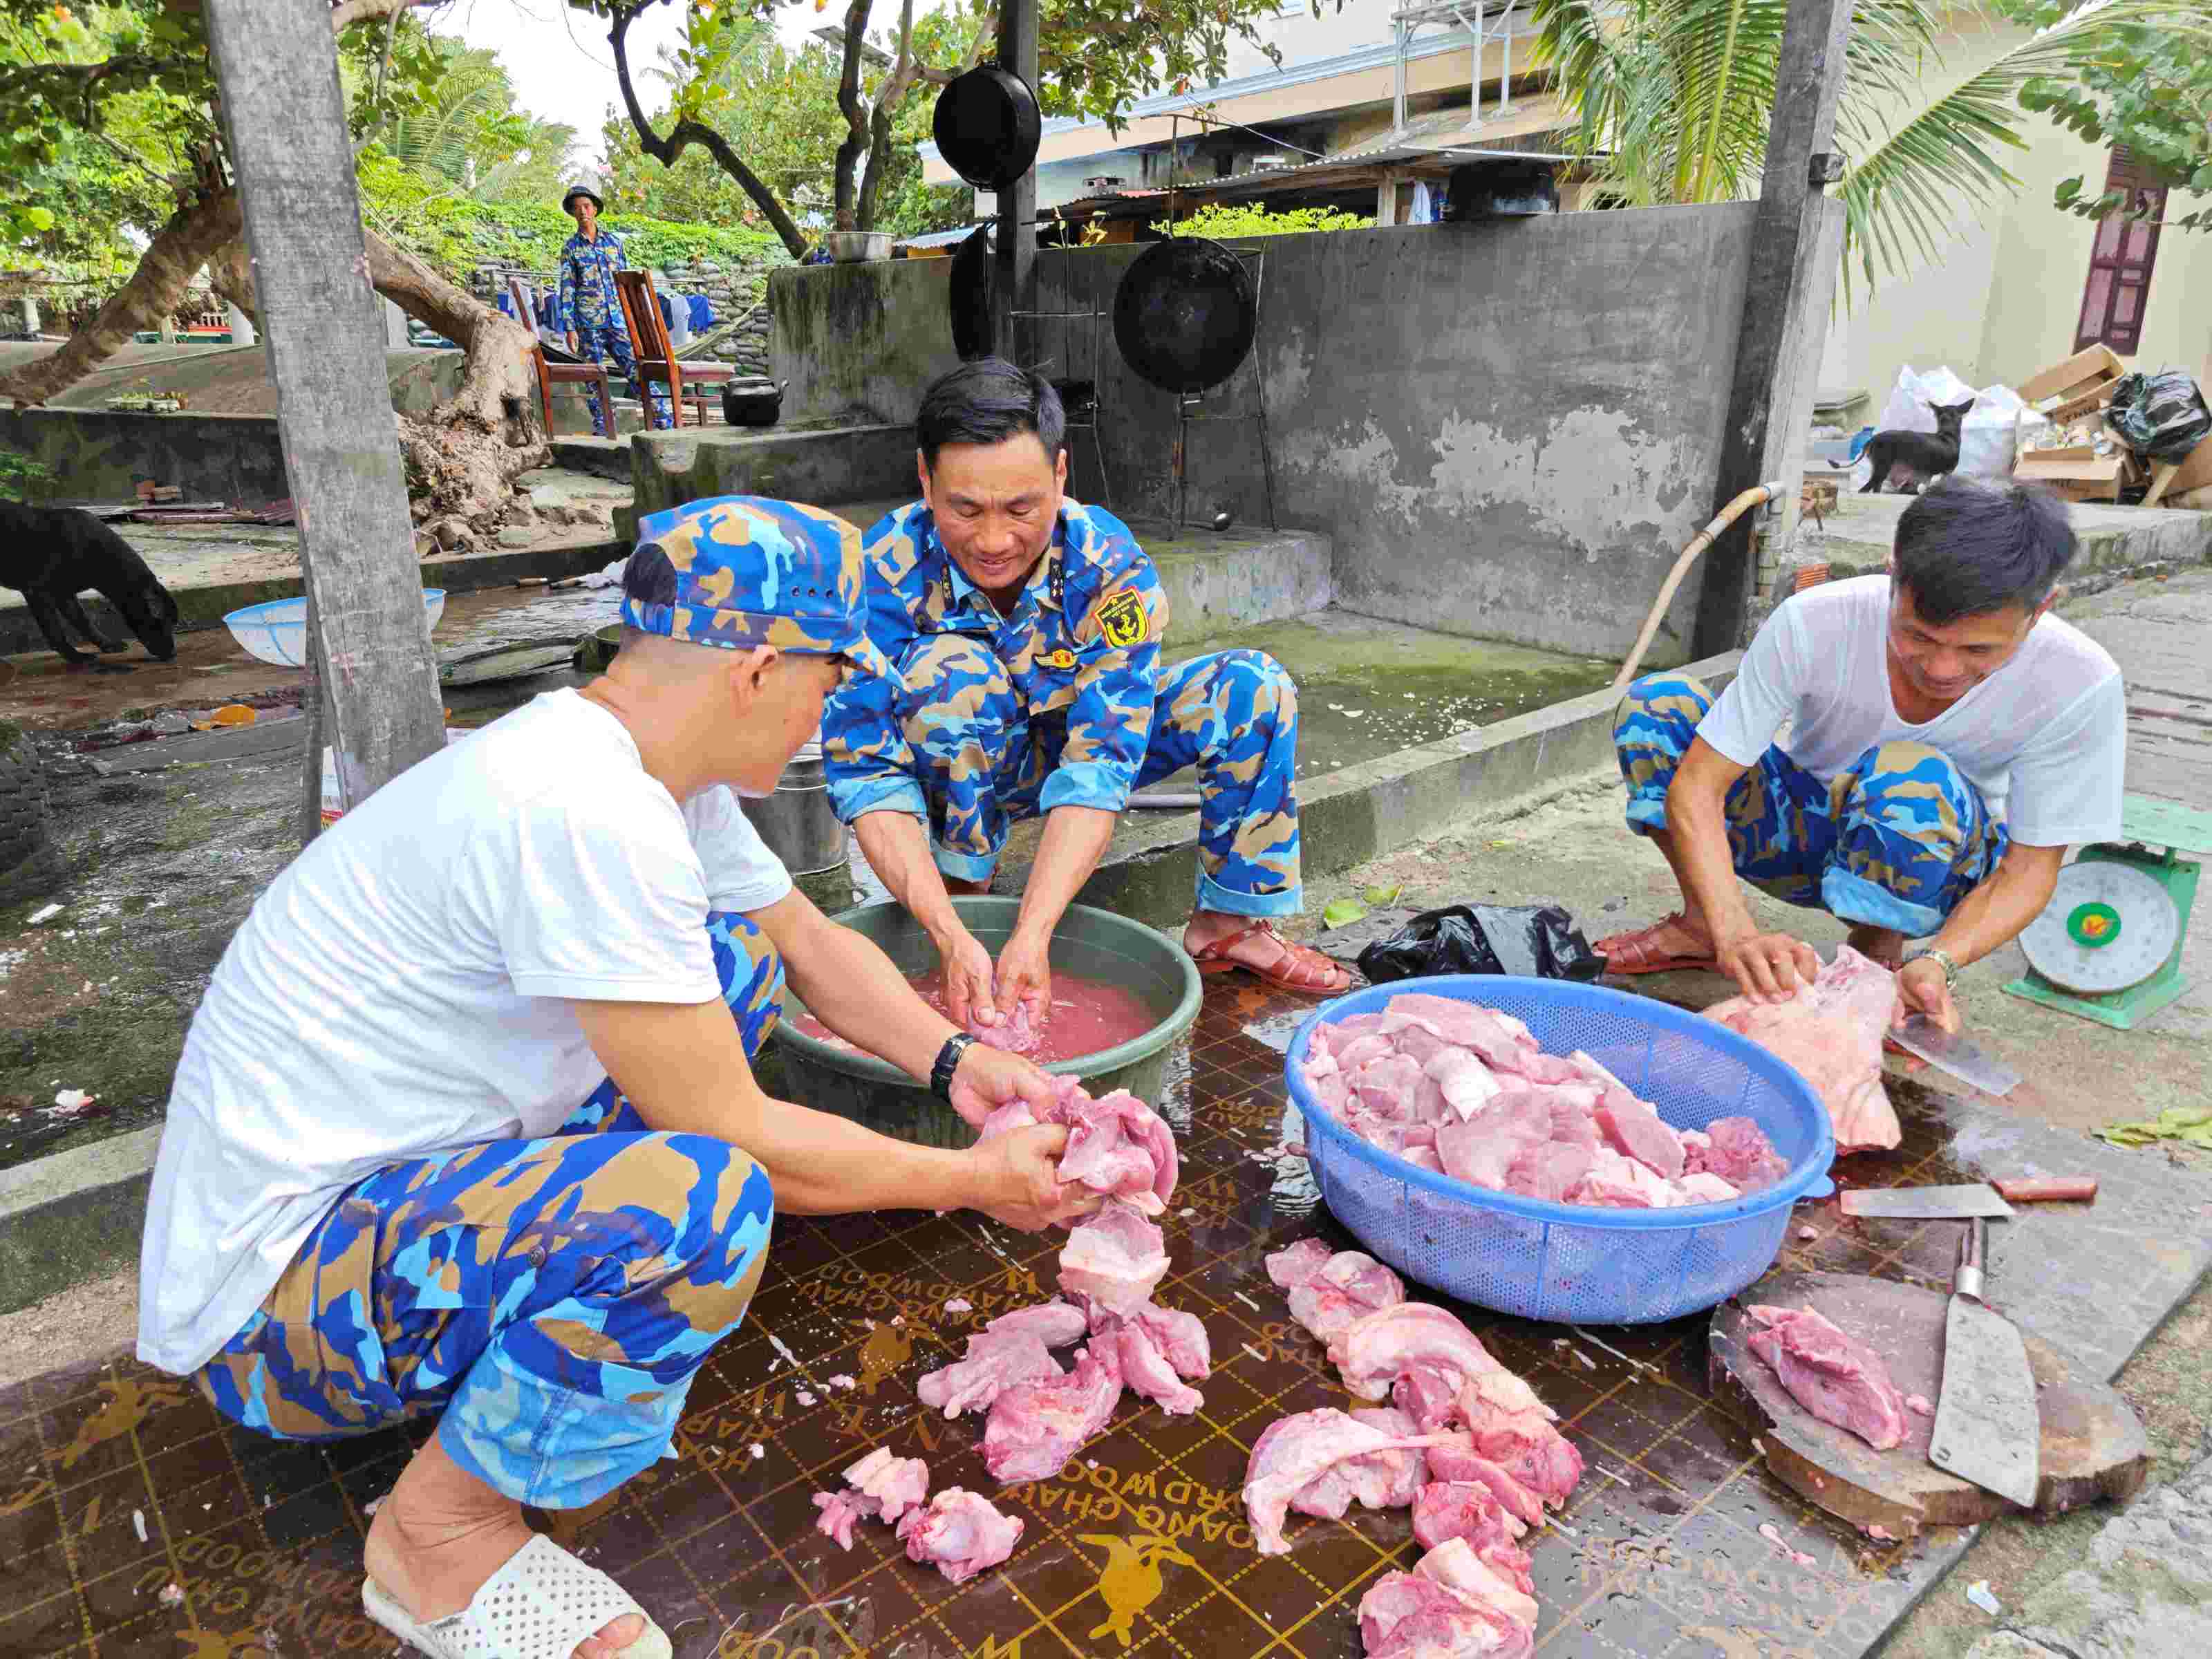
top-left (1528, 0), bottom-right (2182, 302)
top-left (382, 42), bottom-right (578, 204)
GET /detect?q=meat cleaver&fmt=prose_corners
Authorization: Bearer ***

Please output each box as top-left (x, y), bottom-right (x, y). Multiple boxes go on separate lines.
top-left (1929, 1217), bottom-right (2040, 1508)
top-left (1841, 1184), bottom-right (2015, 1220)
top-left (1891, 1015), bottom-right (2020, 1096)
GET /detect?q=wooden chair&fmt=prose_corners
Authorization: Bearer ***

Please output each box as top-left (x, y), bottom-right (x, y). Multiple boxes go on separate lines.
top-left (614, 269), bottom-right (735, 429)
top-left (511, 276), bottom-right (612, 436)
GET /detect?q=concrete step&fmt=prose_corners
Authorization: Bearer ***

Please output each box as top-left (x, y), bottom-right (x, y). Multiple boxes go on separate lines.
top-left (1137, 520), bottom-right (1333, 640)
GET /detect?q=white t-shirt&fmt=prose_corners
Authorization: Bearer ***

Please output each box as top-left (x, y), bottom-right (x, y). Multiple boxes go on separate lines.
top-left (137, 690), bottom-right (792, 1376)
top-left (1698, 576), bottom-right (2126, 847)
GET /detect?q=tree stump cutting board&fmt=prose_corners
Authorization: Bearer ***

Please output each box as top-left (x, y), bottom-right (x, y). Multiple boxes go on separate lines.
top-left (1709, 1271), bottom-right (2148, 1541)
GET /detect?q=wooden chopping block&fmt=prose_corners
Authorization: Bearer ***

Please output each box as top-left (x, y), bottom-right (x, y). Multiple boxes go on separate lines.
top-left (1709, 1270), bottom-right (2148, 1541)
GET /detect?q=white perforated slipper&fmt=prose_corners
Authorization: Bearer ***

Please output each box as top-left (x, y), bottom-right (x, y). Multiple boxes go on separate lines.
top-left (363, 1534), bottom-right (673, 1659)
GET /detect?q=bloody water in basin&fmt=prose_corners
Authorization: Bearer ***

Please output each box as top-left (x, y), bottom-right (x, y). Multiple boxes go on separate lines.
top-left (789, 966), bottom-right (1161, 1064)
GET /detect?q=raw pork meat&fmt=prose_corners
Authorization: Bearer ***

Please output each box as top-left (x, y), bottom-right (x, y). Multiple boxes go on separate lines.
top-left (982, 1342), bottom-right (1124, 1482)
top-left (1411, 1481), bottom-right (1534, 1588)
top-left (1293, 1405), bottom-right (1433, 1519)
top-left (973, 1004), bottom-right (1039, 1054)
top-left (1127, 1302), bottom-right (1210, 1379)
top-left (1241, 1409), bottom-right (1451, 1554)
top-left (984, 1302), bottom-right (1090, 1347)
top-left (1358, 1535), bottom-right (1541, 1659)
top-left (811, 1448), bottom-right (929, 1548)
top-left (1419, 1537), bottom-right (1540, 1635)
top-left (1684, 1116), bottom-right (1791, 1191)
top-left (1286, 1250), bottom-right (1407, 1344)
top-left (1674, 1172), bottom-right (1742, 1205)
top-left (1502, 1141), bottom-right (1592, 1203)
top-left (1427, 1444), bottom-right (1546, 1529)
top-left (1704, 946), bottom-right (1902, 1153)
top-left (1567, 1147), bottom-right (1677, 1209)
top-left (1593, 1096), bottom-right (1685, 1180)
top-left (975, 1080), bottom-right (1179, 1212)
top-left (1266, 1239), bottom-right (1336, 1289)
top-left (1332, 1303), bottom-right (1512, 1402)
top-left (894, 1488), bottom-right (1024, 1583)
top-left (917, 1332), bottom-right (1062, 1418)
top-left (1113, 1319), bottom-right (1203, 1416)
top-left (1746, 1304), bottom-right (1909, 1451)
top-left (1059, 1202), bottom-right (1170, 1318)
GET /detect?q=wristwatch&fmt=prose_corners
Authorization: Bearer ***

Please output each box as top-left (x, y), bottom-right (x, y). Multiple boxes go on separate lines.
top-left (1900, 946), bottom-right (1960, 989)
top-left (930, 1032), bottom-right (978, 1101)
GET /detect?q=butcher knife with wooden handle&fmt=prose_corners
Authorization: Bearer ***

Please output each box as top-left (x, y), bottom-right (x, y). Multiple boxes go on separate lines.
top-left (1929, 1218), bottom-right (2040, 1508)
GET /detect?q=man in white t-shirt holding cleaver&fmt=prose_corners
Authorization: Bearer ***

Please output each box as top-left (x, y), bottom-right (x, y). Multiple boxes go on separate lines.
top-left (1597, 477), bottom-right (2126, 1033)
top-left (136, 497), bottom-right (1096, 1659)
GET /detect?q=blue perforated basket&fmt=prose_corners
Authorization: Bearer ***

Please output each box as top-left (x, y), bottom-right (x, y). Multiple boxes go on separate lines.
top-left (1283, 975), bottom-right (1835, 1326)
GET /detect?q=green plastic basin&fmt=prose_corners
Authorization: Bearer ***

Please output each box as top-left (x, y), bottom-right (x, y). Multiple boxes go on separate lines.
top-left (767, 895), bottom-right (1201, 1147)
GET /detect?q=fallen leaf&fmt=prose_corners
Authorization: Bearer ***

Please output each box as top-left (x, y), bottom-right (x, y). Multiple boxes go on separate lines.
top-left (1322, 898), bottom-right (1367, 928)
top-left (1362, 883), bottom-right (1404, 906)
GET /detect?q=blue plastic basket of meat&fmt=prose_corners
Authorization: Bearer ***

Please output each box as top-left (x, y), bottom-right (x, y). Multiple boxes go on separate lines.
top-left (1283, 975), bottom-right (1835, 1326)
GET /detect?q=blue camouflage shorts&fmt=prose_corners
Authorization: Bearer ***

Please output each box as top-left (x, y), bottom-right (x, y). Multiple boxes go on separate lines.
top-left (899, 640), bottom-right (1304, 917)
top-left (194, 911), bottom-right (783, 1511)
top-left (1615, 675), bottom-right (2008, 937)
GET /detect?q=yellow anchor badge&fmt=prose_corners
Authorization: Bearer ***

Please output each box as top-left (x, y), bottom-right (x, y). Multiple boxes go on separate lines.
top-left (1080, 1531), bottom-right (1197, 1647)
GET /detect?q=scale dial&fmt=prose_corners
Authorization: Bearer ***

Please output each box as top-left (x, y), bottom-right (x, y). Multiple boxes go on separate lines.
top-left (2020, 861), bottom-right (2183, 994)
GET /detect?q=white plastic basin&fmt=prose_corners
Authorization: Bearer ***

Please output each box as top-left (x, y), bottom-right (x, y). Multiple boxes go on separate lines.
top-left (225, 591), bottom-right (447, 667)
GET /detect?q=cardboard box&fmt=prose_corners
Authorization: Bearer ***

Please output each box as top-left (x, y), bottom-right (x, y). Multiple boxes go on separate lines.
top-left (2017, 344), bottom-right (2128, 423)
top-left (2016, 444), bottom-right (2124, 502)
top-left (2165, 431), bottom-right (2212, 498)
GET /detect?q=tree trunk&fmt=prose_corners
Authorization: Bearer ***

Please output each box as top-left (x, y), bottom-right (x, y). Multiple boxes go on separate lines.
top-left (206, 234), bottom-right (259, 326)
top-left (0, 187), bottom-right (243, 408)
top-left (832, 0), bottom-right (875, 232)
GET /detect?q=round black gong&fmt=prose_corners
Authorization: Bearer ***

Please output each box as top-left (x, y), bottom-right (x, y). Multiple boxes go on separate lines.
top-left (1112, 236), bottom-right (1258, 395)
top-left (932, 66), bottom-right (1042, 193)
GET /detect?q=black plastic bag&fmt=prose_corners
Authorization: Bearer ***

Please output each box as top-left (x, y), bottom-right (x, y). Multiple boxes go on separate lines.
top-left (1356, 903), bottom-right (1602, 986)
top-left (2107, 369), bottom-right (2212, 462)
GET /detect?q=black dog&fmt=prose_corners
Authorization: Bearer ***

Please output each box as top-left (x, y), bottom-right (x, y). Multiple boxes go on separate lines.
top-left (1859, 398), bottom-right (1976, 494)
top-left (0, 501), bottom-right (181, 670)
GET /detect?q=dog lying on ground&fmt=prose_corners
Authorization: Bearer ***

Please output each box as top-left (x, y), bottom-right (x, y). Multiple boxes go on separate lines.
top-left (0, 501), bottom-right (181, 670)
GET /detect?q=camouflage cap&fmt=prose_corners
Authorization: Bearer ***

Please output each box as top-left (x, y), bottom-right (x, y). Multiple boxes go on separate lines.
top-left (620, 496), bottom-right (894, 686)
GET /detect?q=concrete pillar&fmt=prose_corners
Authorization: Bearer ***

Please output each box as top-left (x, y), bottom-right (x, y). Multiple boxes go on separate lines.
top-left (1376, 171), bottom-right (1405, 227)
top-left (384, 299), bottom-right (411, 349)
top-left (227, 304), bottom-right (256, 346)
top-left (12, 297), bottom-right (36, 336)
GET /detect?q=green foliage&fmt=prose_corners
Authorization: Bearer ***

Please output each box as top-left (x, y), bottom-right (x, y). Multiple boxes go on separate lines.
top-left (0, 450), bottom-right (57, 504)
top-left (352, 32), bottom-right (577, 207)
top-left (355, 158), bottom-right (788, 289)
top-left (1993, 0), bottom-right (2211, 230)
top-left (1529, 0), bottom-right (2191, 299)
top-left (1149, 203), bottom-right (1373, 238)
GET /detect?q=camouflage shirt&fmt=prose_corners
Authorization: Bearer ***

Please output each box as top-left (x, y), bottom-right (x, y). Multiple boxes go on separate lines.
top-left (822, 500), bottom-right (1172, 824)
top-left (556, 227), bottom-right (628, 332)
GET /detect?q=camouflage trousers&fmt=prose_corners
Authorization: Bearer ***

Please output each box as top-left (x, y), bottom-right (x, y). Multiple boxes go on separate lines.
top-left (574, 318), bottom-right (672, 436)
top-left (1615, 675), bottom-right (2008, 937)
top-left (899, 639), bottom-right (1304, 917)
top-left (194, 911), bottom-right (783, 1510)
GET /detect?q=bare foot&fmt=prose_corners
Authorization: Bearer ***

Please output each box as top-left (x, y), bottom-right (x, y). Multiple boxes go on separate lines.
top-left (1845, 924), bottom-right (1905, 971)
top-left (1182, 912), bottom-right (1350, 993)
top-left (364, 1436), bottom-right (646, 1658)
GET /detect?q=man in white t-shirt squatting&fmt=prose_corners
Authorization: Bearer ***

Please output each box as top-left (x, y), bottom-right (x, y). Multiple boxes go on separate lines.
top-left (1595, 476), bottom-right (2125, 1033)
top-left (136, 497), bottom-right (1100, 1659)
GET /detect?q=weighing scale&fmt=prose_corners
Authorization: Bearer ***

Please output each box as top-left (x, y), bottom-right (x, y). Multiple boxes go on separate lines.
top-left (2004, 794), bottom-right (2209, 1031)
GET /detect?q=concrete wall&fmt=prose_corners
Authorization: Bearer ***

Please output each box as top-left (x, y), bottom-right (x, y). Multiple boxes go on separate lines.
top-left (774, 203), bottom-right (1759, 663)
top-left (0, 408), bottom-right (290, 505)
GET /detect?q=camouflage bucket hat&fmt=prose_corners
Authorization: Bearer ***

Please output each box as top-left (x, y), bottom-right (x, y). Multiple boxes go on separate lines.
top-left (620, 496), bottom-right (894, 686)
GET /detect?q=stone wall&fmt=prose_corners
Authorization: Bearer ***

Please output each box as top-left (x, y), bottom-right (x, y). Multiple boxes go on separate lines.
top-left (769, 206), bottom-right (1777, 664)
top-left (473, 252), bottom-right (776, 376)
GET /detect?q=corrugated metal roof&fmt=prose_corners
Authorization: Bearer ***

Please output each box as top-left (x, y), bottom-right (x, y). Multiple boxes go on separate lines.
top-left (894, 223), bottom-right (992, 250)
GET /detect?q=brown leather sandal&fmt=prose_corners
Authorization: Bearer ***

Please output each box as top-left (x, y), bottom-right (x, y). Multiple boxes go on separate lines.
top-left (1189, 921), bottom-right (1351, 995)
top-left (1593, 912), bottom-right (1720, 975)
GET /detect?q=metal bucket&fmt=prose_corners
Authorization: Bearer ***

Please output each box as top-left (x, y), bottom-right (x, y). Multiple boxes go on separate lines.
top-left (740, 738), bottom-right (845, 876)
top-left (766, 896), bottom-right (1202, 1146)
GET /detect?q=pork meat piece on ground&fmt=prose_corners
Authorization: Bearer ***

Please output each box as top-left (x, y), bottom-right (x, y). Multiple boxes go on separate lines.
top-left (1357, 1573), bottom-right (1535, 1659)
top-left (1294, 1405), bottom-right (1436, 1518)
top-left (1113, 1318), bottom-right (1203, 1416)
top-left (1243, 1409), bottom-right (1453, 1555)
top-left (1418, 1536), bottom-right (1541, 1633)
top-left (1265, 1239), bottom-right (1337, 1291)
top-left (1746, 1304), bottom-right (1910, 1451)
top-left (1130, 1302), bottom-right (1210, 1379)
top-left (986, 1302), bottom-right (1090, 1347)
top-left (1411, 1481), bottom-right (1534, 1586)
top-left (982, 1342), bottom-right (1125, 1483)
top-left (917, 1332), bottom-right (1062, 1418)
top-left (1287, 1250), bottom-right (1407, 1345)
top-left (1058, 1202), bottom-right (1170, 1318)
top-left (1393, 1366), bottom-right (1463, 1432)
top-left (1704, 946), bottom-right (1902, 1153)
top-left (1685, 1116), bottom-right (1792, 1192)
top-left (811, 1448), bottom-right (930, 1546)
top-left (1333, 1303), bottom-right (1510, 1402)
top-left (895, 1488), bottom-right (1025, 1583)
top-left (1427, 1444), bottom-right (1548, 1530)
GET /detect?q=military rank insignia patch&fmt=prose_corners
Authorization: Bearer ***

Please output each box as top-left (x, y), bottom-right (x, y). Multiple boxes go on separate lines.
top-left (1094, 586), bottom-right (1150, 649)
